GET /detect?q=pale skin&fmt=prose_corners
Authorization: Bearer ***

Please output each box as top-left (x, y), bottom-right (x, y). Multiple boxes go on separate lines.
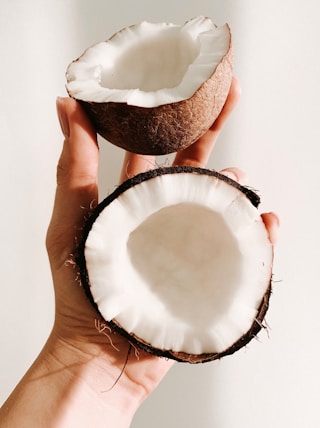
top-left (0, 78), bottom-right (279, 427)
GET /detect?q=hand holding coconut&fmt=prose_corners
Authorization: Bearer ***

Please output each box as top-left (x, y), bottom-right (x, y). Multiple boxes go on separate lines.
top-left (0, 78), bottom-right (279, 427)
top-left (79, 85), bottom-right (277, 363)
top-left (65, 18), bottom-right (277, 362)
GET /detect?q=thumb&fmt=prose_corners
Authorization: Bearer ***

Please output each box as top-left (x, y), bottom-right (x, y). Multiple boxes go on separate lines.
top-left (56, 97), bottom-right (99, 189)
top-left (47, 98), bottom-right (99, 268)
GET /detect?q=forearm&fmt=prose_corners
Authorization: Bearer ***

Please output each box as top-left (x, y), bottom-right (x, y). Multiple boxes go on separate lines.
top-left (0, 334), bottom-right (140, 428)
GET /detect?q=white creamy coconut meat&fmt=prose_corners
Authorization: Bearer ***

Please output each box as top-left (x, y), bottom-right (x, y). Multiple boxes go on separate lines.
top-left (66, 16), bottom-right (231, 107)
top-left (81, 168), bottom-right (273, 361)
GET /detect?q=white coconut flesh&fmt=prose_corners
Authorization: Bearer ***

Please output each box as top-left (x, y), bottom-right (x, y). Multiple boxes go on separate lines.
top-left (66, 16), bottom-right (231, 107)
top-left (81, 169), bottom-right (273, 358)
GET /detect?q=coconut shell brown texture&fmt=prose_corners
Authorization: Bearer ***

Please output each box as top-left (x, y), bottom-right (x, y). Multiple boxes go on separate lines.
top-left (79, 51), bottom-right (233, 156)
top-left (77, 166), bottom-right (273, 364)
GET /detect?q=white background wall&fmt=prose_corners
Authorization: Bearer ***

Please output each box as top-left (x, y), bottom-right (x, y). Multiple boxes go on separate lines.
top-left (1, 1), bottom-right (319, 427)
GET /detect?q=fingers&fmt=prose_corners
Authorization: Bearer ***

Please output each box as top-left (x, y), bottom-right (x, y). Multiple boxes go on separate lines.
top-left (56, 97), bottom-right (99, 190)
top-left (173, 77), bottom-right (241, 168)
top-left (220, 168), bottom-right (280, 246)
top-left (54, 97), bottom-right (99, 215)
top-left (219, 167), bottom-right (248, 184)
top-left (47, 98), bottom-right (99, 266)
top-left (119, 152), bottom-right (156, 183)
top-left (118, 77), bottom-right (241, 181)
top-left (261, 212), bottom-right (280, 246)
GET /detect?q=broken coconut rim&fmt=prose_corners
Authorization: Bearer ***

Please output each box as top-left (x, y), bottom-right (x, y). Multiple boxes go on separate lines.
top-left (77, 166), bottom-right (273, 363)
top-left (66, 17), bottom-right (231, 107)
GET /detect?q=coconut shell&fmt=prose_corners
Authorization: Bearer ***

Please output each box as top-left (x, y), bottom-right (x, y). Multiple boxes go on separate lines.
top-left (77, 166), bottom-right (273, 363)
top-left (79, 49), bottom-right (233, 155)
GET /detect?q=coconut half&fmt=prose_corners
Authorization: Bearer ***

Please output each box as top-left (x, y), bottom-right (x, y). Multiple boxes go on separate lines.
top-left (66, 17), bottom-right (233, 155)
top-left (78, 167), bottom-right (273, 363)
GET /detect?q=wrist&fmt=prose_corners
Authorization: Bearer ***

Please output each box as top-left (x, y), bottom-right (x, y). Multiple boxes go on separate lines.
top-left (0, 332), bottom-right (143, 428)
top-left (43, 331), bottom-right (144, 426)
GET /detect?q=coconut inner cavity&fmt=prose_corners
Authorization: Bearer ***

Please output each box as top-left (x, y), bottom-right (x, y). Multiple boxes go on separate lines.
top-left (127, 203), bottom-right (242, 322)
top-left (100, 30), bottom-right (199, 91)
top-left (66, 18), bottom-right (231, 107)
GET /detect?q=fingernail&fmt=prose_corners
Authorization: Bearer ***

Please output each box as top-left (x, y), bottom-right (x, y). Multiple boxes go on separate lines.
top-left (268, 211), bottom-right (281, 227)
top-left (56, 97), bottom-right (70, 138)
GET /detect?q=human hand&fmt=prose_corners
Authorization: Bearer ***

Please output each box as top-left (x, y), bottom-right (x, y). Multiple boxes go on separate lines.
top-left (50, 75), bottom-right (278, 402)
top-left (50, 74), bottom-right (277, 392)
top-left (1, 77), bottom-right (277, 428)
top-left (0, 78), bottom-right (279, 428)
